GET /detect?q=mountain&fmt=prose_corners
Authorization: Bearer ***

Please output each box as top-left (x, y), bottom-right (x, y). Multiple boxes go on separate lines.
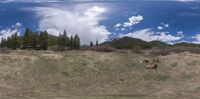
top-left (102, 36), bottom-right (168, 49)
top-left (173, 42), bottom-right (200, 47)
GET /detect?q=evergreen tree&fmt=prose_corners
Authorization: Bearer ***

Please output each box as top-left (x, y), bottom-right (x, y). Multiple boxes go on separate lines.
top-left (90, 41), bottom-right (94, 47)
top-left (22, 28), bottom-right (31, 48)
top-left (38, 31), bottom-right (48, 50)
top-left (32, 32), bottom-right (39, 49)
top-left (96, 40), bottom-right (99, 46)
top-left (63, 30), bottom-right (68, 47)
top-left (7, 37), bottom-right (11, 48)
top-left (69, 36), bottom-right (74, 48)
top-left (12, 33), bottom-right (20, 49)
top-left (74, 34), bottom-right (80, 49)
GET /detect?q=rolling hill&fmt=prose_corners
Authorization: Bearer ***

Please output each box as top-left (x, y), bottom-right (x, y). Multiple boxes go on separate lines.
top-left (102, 36), bottom-right (168, 49)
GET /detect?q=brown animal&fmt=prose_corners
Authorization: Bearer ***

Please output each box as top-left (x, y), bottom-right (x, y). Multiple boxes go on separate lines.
top-left (143, 60), bottom-right (158, 69)
top-left (145, 64), bottom-right (157, 69)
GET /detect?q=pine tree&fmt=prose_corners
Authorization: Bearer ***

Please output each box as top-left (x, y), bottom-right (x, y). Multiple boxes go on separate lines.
top-left (12, 33), bottom-right (20, 49)
top-left (96, 40), bottom-right (99, 46)
top-left (22, 28), bottom-right (31, 49)
top-left (32, 32), bottom-right (39, 49)
top-left (7, 37), bottom-right (11, 48)
top-left (90, 41), bottom-right (94, 47)
top-left (38, 31), bottom-right (48, 50)
top-left (69, 36), bottom-right (74, 48)
top-left (74, 34), bottom-right (80, 49)
top-left (63, 30), bottom-right (68, 47)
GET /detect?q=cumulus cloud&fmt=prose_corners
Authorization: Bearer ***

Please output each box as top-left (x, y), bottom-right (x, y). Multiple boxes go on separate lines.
top-left (114, 15), bottom-right (143, 31)
top-left (34, 6), bottom-right (110, 44)
top-left (193, 33), bottom-right (200, 44)
top-left (0, 22), bottom-right (22, 41)
top-left (114, 23), bottom-right (122, 28)
top-left (177, 31), bottom-right (184, 37)
top-left (157, 26), bottom-right (164, 30)
top-left (123, 15), bottom-right (143, 28)
top-left (157, 23), bottom-right (169, 30)
top-left (0, 0), bottom-right (63, 3)
top-left (125, 28), bottom-right (183, 42)
top-left (161, 23), bottom-right (169, 28)
top-left (176, 0), bottom-right (198, 2)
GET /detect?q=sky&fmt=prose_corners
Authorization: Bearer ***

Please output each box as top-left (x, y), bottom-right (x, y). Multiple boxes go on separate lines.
top-left (0, 0), bottom-right (200, 44)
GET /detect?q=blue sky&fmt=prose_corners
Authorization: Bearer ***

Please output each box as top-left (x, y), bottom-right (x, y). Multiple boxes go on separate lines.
top-left (0, 0), bottom-right (200, 44)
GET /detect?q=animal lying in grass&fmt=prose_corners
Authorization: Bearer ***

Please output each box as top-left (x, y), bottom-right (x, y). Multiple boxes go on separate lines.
top-left (143, 60), bottom-right (158, 69)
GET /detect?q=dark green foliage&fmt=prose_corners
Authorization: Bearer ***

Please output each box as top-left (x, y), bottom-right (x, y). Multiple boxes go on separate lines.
top-left (57, 30), bottom-right (73, 49)
top-left (90, 41), bottom-right (94, 47)
top-left (11, 33), bottom-right (20, 49)
top-left (73, 34), bottom-right (80, 49)
top-left (0, 28), bottom-right (81, 50)
top-left (96, 40), bottom-right (99, 46)
top-left (102, 36), bottom-right (168, 49)
top-left (38, 31), bottom-right (48, 50)
top-left (69, 36), bottom-right (74, 48)
top-left (22, 28), bottom-right (32, 48)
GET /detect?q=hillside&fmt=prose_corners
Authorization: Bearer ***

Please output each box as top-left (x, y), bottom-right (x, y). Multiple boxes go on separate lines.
top-left (0, 50), bottom-right (200, 98)
top-left (102, 36), bottom-right (168, 49)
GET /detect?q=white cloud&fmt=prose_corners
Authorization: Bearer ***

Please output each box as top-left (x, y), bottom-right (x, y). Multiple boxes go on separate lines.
top-left (0, 22), bottom-right (22, 41)
top-left (34, 6), bottom-right (110, 44)
top-left (123, 15), bottom-right (143, 28)
top-left (114, 23), bottom-right (122, 28)
top-left (161, 23), bottom-right (169, 28)
top-left (121, 28), bottom-right (126, 31)
top-left (157, 26), bottom-right (164, 30)
top-left (0, 0), bottom-right (63, 3)
top-left (114, 15), bottom-right (143, 31)
top-left (177, 31), bottom-right (184, 37)
top-left (176, 0), bottom-right (198, 2)
top-left (193, 33), bottom-right (200, 44)
top-left (125, 28), bottom-right (183, 42)
top-left (12, 22), bottom-right (22, 28)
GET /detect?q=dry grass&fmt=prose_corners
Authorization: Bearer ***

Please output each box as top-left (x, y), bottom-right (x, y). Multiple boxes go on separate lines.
top-left (0, 50), bottom-right (199, 98)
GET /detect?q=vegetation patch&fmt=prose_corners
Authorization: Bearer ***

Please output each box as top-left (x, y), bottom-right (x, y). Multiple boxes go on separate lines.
top-left (171, 63), bottom-right (178, 67)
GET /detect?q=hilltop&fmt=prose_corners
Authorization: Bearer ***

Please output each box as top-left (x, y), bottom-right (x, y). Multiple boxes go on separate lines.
top-left (102, 36), bottom-right (168, 49)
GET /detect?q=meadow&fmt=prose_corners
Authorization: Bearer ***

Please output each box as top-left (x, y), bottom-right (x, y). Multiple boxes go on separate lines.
top-left (0, 50), bottom-right (199, 99)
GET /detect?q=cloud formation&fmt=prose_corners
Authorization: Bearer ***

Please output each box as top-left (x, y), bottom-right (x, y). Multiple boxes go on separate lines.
top-left (0, 22), bottom-right (22, 41)
top-left (123, 15), bottom-right (143, 28)
top-left (0, 0), bottom-right (63, 3)
top-left (34, 6), bottom-right (110, 44)
top-left (125, 28), bottom-right (183, 42)
top-left (193, 33), bottom-right (200, 44)
top-left (114, 15), bottom-right (143, 31)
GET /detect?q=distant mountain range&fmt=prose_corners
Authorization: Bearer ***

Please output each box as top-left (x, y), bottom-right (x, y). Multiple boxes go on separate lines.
top-left (101, 36), bottom-right (200, 49)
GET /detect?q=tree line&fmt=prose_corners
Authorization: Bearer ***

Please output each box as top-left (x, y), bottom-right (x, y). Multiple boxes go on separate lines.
top-left (0, 28), bottom-right (80, 50)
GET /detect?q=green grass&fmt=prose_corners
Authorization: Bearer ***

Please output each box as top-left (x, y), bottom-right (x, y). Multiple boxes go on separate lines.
top-left (171, 63), bottom-right (178, 67)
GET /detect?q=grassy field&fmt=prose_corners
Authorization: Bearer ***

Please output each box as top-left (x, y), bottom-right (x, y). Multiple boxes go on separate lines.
top-left (0, 50), bottom-right (200, 99)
